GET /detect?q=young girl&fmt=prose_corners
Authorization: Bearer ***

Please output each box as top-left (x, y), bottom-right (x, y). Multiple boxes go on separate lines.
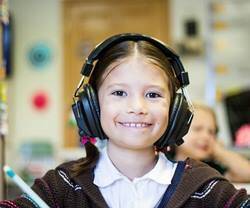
top-left (1, 33), bottom-right (249, 208)
top-left (173, 102), bottom-right (250, 183)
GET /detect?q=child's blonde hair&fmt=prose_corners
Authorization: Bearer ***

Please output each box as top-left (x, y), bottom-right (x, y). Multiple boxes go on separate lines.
top-left (192, 102), bottom-right (219, 134)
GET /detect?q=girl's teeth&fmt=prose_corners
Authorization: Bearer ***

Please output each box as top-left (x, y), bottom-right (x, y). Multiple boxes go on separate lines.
top-left (121, 123), bottom-right (149, 128)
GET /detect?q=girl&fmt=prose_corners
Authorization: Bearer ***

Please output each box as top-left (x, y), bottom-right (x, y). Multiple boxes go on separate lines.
top-left (173, 102), bottom-right (250, 183)
top-left (1, 33), bottom-right (249, 208)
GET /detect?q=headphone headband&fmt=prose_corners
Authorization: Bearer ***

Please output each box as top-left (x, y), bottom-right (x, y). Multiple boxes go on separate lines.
top-left (80, 33), bottom-right (189, 88)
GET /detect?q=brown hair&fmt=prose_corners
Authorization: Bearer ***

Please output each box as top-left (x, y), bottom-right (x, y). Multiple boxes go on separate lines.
top-left (71, 40), bottom-right (180, 176)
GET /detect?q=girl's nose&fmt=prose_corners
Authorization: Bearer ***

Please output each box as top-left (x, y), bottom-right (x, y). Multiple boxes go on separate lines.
top-left (201, 129), bottom-right (213, 141)
top-left (127, 96), bottom-right (147, 115)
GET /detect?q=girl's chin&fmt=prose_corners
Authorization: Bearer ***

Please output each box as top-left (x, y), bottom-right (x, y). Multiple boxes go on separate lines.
top-left (196, 154), bottom-right (211, 161)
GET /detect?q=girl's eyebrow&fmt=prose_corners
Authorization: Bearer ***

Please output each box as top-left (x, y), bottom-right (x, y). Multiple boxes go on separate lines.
top-left (147, 85), bottom-right (168, 92)
top-left (106, 83), bottom-right (168, 92)
top-left (106, 83), bottom-right (127, 90)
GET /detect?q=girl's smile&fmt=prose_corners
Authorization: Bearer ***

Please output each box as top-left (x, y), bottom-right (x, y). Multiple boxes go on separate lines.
top-left (117, 121), bottom-right (152, 128)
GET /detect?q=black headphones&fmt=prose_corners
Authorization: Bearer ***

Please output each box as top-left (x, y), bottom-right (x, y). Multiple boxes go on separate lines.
top-left (72, 33), bottom-right (193, 149)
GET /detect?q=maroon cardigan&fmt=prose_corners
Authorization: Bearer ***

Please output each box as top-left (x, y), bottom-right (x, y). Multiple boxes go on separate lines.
top-left (0, 158), bottom-right (249, 208)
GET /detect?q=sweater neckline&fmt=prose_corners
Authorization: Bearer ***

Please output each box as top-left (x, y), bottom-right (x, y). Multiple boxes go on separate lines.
top-left (74, 168), bottom-right (109, 208)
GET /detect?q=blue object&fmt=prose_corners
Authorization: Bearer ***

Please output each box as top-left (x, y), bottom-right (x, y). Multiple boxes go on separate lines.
top-left (4, 166), bottom-right (15, 178)
top-left (28, 43), bottom-right (52, 68)
top-left (2, 20), bottom-right (11, 77)
top-left (4, 165), bottom-right (50, 208)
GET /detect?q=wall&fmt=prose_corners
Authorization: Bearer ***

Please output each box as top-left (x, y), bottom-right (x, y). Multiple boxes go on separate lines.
top-left (7, 0), bottom-right (62, 170)
top-left (170, 0), bottom-right (208, 99)
top-left (170, 0), bottom-right (250, 147)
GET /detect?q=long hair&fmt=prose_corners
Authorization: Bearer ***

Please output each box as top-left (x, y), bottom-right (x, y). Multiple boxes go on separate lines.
top-left (71, 40), bottom-right (180, 176)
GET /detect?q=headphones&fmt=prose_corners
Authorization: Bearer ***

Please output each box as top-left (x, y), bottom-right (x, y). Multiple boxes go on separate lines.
top-left (72, 33), bottom-right (193, 149)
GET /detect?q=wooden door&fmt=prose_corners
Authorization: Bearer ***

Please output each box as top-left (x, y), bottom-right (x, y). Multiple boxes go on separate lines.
top-left (63, 0), bottom-right (171, 147)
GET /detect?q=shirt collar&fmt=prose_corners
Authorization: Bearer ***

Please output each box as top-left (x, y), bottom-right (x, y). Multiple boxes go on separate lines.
top-left (94, 147), bottom-right (177, 188)
top-left (94, 147), bottom-right (124, 187)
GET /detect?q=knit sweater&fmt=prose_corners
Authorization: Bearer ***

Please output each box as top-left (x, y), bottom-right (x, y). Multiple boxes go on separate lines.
top-left (1, 158), bottom-right (249, 208)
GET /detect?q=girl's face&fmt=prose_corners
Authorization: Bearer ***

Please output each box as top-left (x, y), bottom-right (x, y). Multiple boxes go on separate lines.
top-left (177, 108), bottom-right (217, 160)
top-left (98, 55), bottom-right (171, 151)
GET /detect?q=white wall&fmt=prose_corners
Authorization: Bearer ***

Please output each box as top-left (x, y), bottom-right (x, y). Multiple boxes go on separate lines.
top-left (7, 0), bottom-right (63, 169)
top-left (170, 0), bottom-right (250, 146)
top-left (170, 0), bottom-right (211, 101)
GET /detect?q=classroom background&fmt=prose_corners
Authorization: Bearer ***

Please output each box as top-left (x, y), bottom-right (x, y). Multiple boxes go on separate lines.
top-left (0, 0), bottom-right (250, 199)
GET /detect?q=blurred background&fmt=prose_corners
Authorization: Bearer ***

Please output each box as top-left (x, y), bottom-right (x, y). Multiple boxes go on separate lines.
top-left (0, 0), bottom-right (249, 199)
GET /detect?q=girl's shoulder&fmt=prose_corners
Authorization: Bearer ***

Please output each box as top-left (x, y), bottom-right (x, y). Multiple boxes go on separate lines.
top-left (0, 159), bottom-right (99, 208)
top-left (184, 158), bottom-right (224, 175)
top-left (32, 159), bottom-right (91, 207)
top-left (167, 158), bottom-right (249, 208)
top-left (52, 157), bottom-right (94, 191)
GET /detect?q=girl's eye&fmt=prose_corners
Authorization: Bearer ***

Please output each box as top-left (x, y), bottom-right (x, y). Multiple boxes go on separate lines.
top-left (111, 90), bottom-right (127, 97)
top-left (192, 126), bottom-right (202, 132)
top-left (146, 92), bottom-right (161, 98)
top-left (208, 129), bottom-right (216, 137)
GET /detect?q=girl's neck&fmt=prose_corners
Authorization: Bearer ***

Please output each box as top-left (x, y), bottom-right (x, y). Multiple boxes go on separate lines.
top-left (107, 143), bottom-right (158, 180)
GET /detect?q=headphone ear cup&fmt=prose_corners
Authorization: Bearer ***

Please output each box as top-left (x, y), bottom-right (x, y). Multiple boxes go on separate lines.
top-left (155, 93), bottom-right (193, 149)
top-left (83, 84), bottom-right (105, 139)
top-left (71, 83), bottom-right (106, 140)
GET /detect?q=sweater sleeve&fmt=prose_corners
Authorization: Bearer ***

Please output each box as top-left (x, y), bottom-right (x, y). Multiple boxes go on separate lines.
top-left (0, 169), bottom-right (68, 208)
top-left (191, 179), bottom-right (250, 208)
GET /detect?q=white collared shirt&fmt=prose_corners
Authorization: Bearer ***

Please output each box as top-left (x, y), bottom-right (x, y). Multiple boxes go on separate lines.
top-left (94, 148), bottom-right (177, 208)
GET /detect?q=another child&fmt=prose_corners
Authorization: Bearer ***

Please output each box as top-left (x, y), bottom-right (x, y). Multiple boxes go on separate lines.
top-left (1, 33), bottom-right (249, 207)
top-left (173, 102), bottom-right (250, 183)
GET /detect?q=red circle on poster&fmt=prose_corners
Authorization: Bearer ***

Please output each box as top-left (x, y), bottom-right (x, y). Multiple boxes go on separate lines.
top-left (32, 91), bottom-right (49, 110)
